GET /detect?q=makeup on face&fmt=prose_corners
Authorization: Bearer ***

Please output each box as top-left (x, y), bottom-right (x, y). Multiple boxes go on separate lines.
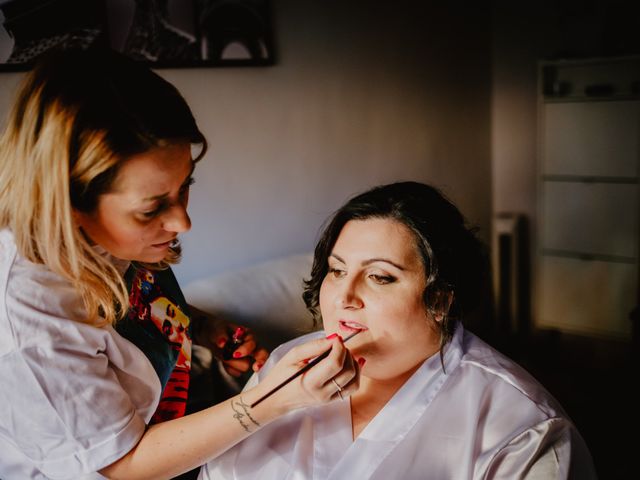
top-left (338, 320), bottom-right (368, 335)
top-left (74, 143), bottom-right (194, 263)
top-left (319, 219), bottom-right (438, 382)
top-left (150, 238), bottom-right (176, 251)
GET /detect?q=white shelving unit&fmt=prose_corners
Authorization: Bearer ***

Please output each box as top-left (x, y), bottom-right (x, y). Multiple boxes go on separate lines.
top-left (535, 56), bottom-right (640, 339)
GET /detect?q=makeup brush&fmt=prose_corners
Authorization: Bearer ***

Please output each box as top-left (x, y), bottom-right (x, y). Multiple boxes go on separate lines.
top-left (249, 329), bottom-right (362, 408)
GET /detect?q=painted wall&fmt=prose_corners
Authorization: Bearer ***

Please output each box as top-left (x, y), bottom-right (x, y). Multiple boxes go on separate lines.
top-left (166, 0), bottom-right (493, 284)
top-left (0, 1), bottom-right (492, 285)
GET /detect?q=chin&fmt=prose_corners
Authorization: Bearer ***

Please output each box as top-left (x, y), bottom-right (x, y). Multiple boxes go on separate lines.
top-left (134, 250), bottom-right (168, 264)
top-left (145, 254), bottom-right (168, 264)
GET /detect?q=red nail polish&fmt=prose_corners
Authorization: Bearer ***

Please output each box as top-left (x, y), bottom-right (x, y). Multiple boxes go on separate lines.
top-left (358, 357), bottom-right (366, 367)
top-left (217, 338), bottom-right (227, 348)
top-left (255, 361), bottom-right (264, 370)
top-left (233, 351), bottom-right (243, 358)
top-left (326, 333), bottom-right (338, 339)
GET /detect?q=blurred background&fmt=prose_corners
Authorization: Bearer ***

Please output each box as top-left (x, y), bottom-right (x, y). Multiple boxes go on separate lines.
top-left (1, 1), bottom-right (639, 477)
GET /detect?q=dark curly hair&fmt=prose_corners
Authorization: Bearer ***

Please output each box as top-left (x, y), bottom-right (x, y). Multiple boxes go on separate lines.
top-left (303, 181), bottom-right (489, 351)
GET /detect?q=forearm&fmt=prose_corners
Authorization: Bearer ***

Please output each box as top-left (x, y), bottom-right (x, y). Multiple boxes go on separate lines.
top-left (100, 385), bottom-right (284, 480)
top-left (101, 333), bottom-right (356, 479)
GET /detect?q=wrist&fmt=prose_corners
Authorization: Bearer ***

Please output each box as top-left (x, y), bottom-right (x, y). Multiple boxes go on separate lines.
top-left (240, 382), bottom-right (290, 420)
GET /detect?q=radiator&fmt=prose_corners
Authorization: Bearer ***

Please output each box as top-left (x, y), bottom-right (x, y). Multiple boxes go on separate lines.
top-left (492, 213), bottom-right (529, 335)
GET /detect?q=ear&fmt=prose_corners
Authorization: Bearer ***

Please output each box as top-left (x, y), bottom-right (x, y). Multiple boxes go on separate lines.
top-left (72, 208), bottom-right (88, 229)
top-left (72, 208), bottom-right (81, 224)
top-left (433, 290), bottom-right (454, 323)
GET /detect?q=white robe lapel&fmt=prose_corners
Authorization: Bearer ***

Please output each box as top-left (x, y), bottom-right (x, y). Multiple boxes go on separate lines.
top-left (324, 326), bottom-right (464, 479)
top-left (311, 400), bottom-right (352, 479)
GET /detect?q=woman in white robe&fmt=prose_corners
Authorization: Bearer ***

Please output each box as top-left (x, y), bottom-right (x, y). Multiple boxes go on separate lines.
top-left (200, 181), bottom-right (597, 480)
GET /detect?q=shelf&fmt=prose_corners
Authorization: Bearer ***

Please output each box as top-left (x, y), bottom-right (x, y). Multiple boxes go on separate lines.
top-left (541, 56), bottom-right (640, 103)
top-left (543, 101), bottom-right (640, 178)
top-left (543, 95), bottom-right (640, 103)
top-left (540, 248), bottom-right (636, 264)
top-left (541, 175), bottom-right (638, 184)
top-left (536, 56), bottom-right (640, 341)
top-left (537, 255), bottom-right (636, 338)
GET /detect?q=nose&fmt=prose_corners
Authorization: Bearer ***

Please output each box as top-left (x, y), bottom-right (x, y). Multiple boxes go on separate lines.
top-left (335, 276), bottom-right (364, 310)
top-left (162, 203), bottom-right (191, 233)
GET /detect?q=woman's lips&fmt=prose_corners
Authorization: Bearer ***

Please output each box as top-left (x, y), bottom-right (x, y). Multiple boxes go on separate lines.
top-left (339, 320), bottom-right (367, 332)
top-left (151, 240), bottom-right (174, 249)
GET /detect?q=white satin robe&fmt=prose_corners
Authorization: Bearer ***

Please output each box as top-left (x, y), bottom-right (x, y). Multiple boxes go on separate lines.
top-left (200, 324), bottom-right (596, 479)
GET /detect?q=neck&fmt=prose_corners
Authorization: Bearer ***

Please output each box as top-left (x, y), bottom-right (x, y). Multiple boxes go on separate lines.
top-left (350, 363), bottom-right (422, 439)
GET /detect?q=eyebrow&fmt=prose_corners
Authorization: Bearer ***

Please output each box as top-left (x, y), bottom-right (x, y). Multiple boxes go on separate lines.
top-left (141, 164), bottom-right (195, 202)
top-left (330, 253), bottom-right (406, 271)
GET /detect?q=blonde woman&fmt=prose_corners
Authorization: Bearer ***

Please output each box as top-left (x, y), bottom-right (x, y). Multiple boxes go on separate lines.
top-left (0, 47), bottom-right (360, 479)
top-left (201, 182), bottom-right (597, 479)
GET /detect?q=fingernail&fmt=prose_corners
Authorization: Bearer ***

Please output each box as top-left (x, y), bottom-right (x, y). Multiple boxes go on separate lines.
top-left (326, 333), bottom-right (338, 340)
top-left (255, 361), bottom-right (264, 370)
top-left (233, 351), bottom-right (243, 358)
top-left (358, 357), bottom-right (366, 367)
top-left (217, 338), bottom-right (227, 348)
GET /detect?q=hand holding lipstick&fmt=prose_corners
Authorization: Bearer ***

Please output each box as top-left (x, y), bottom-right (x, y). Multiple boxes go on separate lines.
top-left (222, 326), bottom-right (248, 360)
top-left (189, 304), bottom-right (269, 377)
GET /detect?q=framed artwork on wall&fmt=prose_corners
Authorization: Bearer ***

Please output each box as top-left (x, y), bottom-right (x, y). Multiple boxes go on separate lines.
top-left (0, 0), bottom-right (275, 71)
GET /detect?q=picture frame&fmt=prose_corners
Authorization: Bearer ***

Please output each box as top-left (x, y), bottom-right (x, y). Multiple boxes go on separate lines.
top-left (0, 0), bottom-right (275, 71)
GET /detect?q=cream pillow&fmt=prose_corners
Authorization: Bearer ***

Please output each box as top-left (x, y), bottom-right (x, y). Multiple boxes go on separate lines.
top-left (183, 253), bottom-right (318, 352)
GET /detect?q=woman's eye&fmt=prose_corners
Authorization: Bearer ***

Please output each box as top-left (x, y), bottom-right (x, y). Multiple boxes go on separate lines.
top-left (180, 177), bottom-right (195, 196)
top-left (140, 204), bottom-right (164, 219)
top-left (369, 274), bottom-right (395, 285)
top-left (328, 267), bottom-right (345, 278)
top-left (141, 209), bottom-right (160, 219)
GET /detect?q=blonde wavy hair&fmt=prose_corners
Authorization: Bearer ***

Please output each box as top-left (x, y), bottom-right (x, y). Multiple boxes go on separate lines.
top-left (0, 47), bottom-right (207, 327)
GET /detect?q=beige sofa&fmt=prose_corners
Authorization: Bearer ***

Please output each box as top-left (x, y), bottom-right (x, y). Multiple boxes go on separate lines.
top-left (182, 253), bottom-right (319, 404)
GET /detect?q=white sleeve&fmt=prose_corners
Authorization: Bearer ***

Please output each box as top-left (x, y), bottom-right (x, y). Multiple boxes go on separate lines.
top-left (0, 348), bottom-right (146, 478)
top-left (0, 263), bottom-right (158, 479)
top-left (484, 418), bottom-right (597, 480)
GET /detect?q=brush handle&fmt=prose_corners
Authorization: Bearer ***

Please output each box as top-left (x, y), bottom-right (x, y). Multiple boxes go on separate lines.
top-left (249, 330), bottom-right (361, 408)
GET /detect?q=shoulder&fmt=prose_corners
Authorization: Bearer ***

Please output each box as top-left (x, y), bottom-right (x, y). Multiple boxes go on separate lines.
top-left (0, 231), bottom-right (92, 353)
top-left (456, 329), bottom-right (565, 417)
top-left (0, 233), bottom-right (161, 477)
top-left (436, 327), bottom-right (595, 476)
top-left (488, 416), bottom-right (596, 479)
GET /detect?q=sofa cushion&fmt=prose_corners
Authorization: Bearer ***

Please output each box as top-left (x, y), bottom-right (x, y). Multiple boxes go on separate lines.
top-left (183, 253), bottom-right (318, 352)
